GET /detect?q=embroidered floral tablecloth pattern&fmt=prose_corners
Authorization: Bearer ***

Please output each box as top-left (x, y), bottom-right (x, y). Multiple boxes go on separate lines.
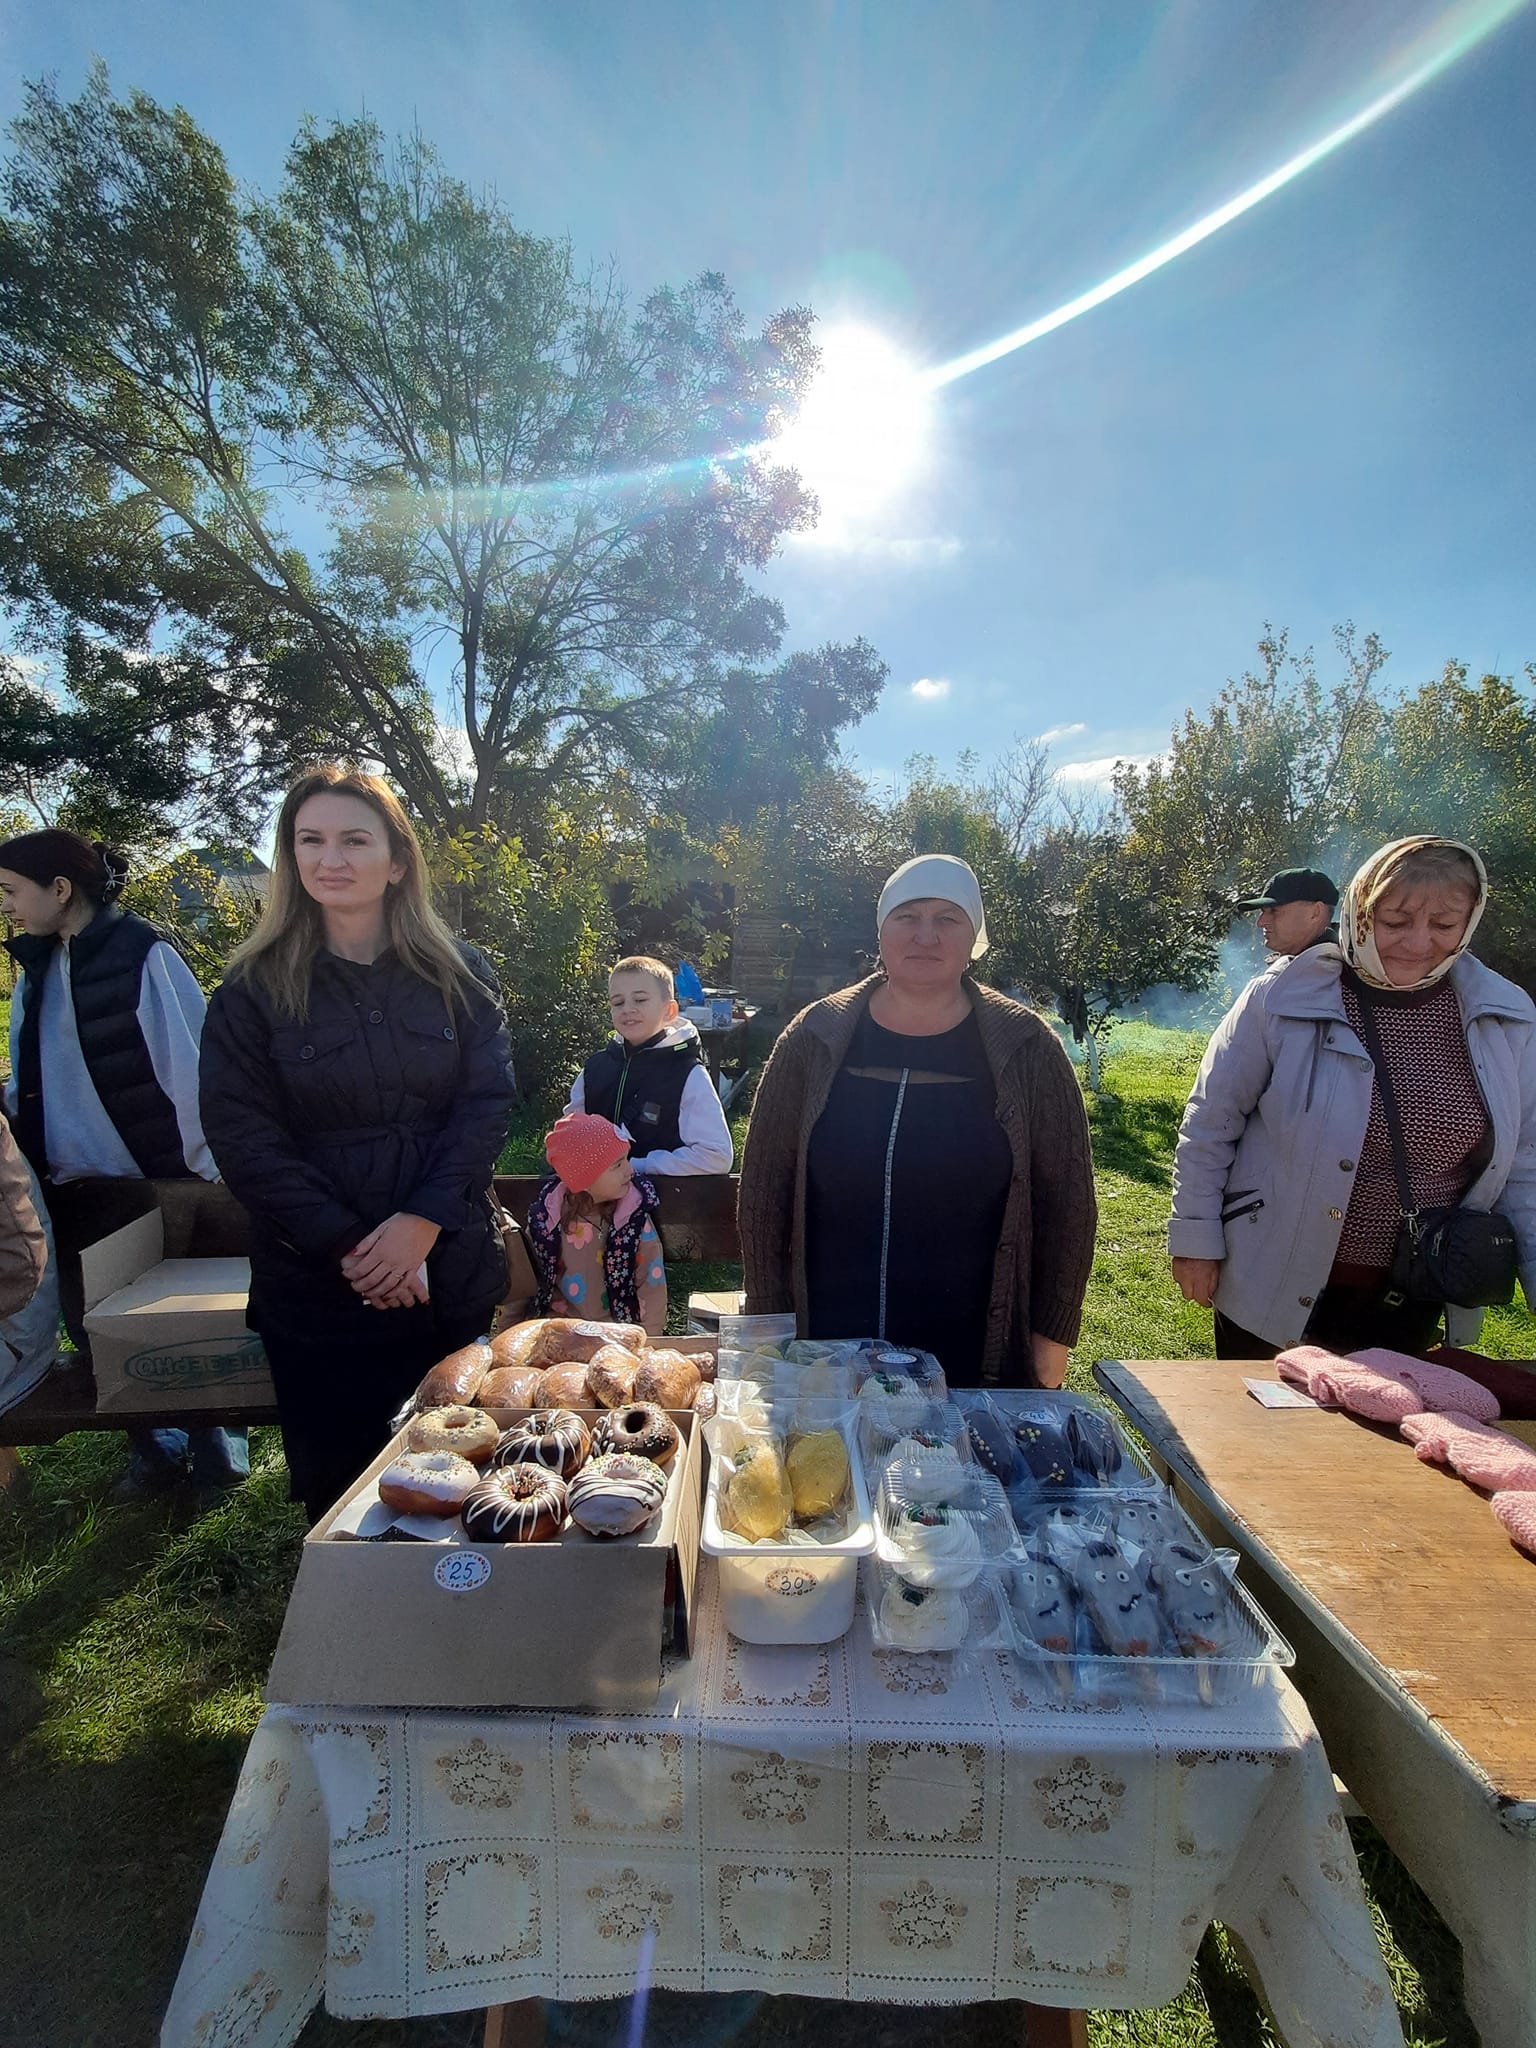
top-left (163, 1568), bottom-right (1403, 2048)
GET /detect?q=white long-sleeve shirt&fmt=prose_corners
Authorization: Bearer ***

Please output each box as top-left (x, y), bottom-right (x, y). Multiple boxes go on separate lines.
top-left (6, 938), bottom-right (216, 1183)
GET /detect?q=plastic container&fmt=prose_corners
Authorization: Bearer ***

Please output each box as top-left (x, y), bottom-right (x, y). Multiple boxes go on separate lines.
top-left (866, 1558), bottom-right (1017, 1655)
top-left (701, 1424), bottom-right (876, 1643)
top-left (1004, 1491), bottom-right (1295, 1706)
top-left (858, 1396), bottom-right (974, 1473)
top-left (875, 1462), bottom-right (1018, 1589)
top-left (954, 1388), bottom-right (1159, 1504)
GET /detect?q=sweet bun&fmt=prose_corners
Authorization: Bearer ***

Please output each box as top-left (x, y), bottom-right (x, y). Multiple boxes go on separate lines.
top-left (692, 1382), bottom-right (717, 1420)
top-left (378, 1449), bottom-right (480, 1516)
top-left (586, 1343), bottom-right (642, 1408)
top-left (415, 1341), bottom-right (492, 1411)
top-left (539, 1319), bottom-right (648, 1365)
top-left (535, 1360), bottom-right (593, 1408)
top-left (634, 1352), bottom-right (700, 1410)
top-left (477, 1363), bottom-right (544, 1410)
top-left (405, 1404), bottom-right (500, 1465)
top-left (488, 1320), bottom-right (554, 1373)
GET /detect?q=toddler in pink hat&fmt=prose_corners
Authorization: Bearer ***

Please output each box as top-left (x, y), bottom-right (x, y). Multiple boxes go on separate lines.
top-left (527, 1114), bottom-right (667, 1334)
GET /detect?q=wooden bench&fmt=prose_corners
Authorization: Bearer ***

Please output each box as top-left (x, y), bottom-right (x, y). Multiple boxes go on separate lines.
top-left (0, 1174), bottom-right (745, 1456)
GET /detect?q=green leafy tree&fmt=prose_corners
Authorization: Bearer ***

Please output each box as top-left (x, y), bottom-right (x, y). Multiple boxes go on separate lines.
top-left (0, 72), bottom-right (848, 845)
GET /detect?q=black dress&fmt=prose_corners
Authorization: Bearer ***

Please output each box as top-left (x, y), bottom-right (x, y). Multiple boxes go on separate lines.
top-left (804, 1007), bottom-right (1013, 1381)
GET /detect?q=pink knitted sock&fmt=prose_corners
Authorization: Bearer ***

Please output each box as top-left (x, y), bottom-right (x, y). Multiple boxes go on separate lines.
top-left (1275, 1346), bottom-right (1420, 1422)
top-left (1398, 1410), bottom-right (1536, 1492)
top-left (1492, 1491), bottom-right (1536, 1558)
top-left (1351, 1347), bottom-right (1501, 1422)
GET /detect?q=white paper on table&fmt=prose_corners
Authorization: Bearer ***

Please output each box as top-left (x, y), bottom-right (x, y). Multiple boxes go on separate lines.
top-left (1244, 1377), bottom-right (1319, 1409)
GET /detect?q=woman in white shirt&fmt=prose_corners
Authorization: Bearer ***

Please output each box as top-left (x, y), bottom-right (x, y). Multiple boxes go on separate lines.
top-left (0, 828), bottom-right (246, 1494)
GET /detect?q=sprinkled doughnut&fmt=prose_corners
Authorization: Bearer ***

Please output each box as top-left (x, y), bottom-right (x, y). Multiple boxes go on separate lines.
top-left (377, 1450), bottom-right (481, 1517)
top-left (593, 1401), bottom-right (680, 1468)
top-left (405, 1404), bottom-right (500, 1465)
top-left (462, 1464), bottom-right (568, 1543)
top-left (567, 1452), bottom-right (669, 1537)
top-left (492, 1406), bottom-right (591, 1479)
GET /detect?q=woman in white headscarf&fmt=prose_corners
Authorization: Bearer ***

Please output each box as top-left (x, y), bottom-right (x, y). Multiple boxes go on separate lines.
top-left (738, 855), bottom-right (1096, 1386)
top-left (1169, 836), bottom-right (1536, 1356)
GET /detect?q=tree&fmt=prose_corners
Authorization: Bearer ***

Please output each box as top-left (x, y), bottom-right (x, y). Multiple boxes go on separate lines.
top-left (1116, 624), bottom-right (1390, 898)
top-left (0, 72), bottom-right (863, 846)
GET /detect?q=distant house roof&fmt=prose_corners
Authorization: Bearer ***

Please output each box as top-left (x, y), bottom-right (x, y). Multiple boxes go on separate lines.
top-left (167, 847), bottom-right (272, 909)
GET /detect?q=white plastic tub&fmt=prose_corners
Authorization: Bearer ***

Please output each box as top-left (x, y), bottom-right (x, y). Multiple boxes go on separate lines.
top-left (701, 1428), bottom-right (877, 1644)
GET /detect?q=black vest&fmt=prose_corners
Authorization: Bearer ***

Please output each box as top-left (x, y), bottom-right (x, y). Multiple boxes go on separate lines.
top-left (7, 908), bottom-right (194, 1180)
top-left (581, 1032), bottom-right (701, 1156)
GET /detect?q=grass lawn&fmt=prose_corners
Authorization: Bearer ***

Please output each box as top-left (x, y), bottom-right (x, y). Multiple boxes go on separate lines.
top-left (1, 1021), bottom-right (1528, 2046)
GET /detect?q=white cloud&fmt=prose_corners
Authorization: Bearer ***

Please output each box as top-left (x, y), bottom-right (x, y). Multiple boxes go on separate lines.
top-left (910, 677), bottom-right (952, 701)
top-left (1054, 751), bottom-right (1163, 787)
top-left (1036, 721), bottom-right (1088, 746)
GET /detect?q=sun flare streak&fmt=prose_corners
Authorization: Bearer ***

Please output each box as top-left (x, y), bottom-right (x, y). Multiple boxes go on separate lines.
top-left (926, 0), bottom-right (1529, 389)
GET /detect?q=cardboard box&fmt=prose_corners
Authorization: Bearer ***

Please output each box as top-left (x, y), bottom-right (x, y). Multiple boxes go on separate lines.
top-left (265, 1406), bottom-right (705, 1712)
top-left (81, 1211), bottom-right (273, 1415)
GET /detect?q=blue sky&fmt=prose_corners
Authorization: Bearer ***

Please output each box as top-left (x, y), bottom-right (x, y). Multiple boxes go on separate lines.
top-left (2, 0), bottom-right (1532, 792)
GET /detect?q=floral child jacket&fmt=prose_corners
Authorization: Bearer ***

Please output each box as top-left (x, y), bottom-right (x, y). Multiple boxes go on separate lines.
top-left (527, 1172), bottom-right (668, 1334)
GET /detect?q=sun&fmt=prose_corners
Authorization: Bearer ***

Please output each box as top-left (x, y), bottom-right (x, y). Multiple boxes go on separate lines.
top-left (772, 322), bottom-right (932, 538)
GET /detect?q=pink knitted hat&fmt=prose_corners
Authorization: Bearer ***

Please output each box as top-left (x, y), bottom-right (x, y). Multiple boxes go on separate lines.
top-left (544, 1113), bottom-right (629, 1194)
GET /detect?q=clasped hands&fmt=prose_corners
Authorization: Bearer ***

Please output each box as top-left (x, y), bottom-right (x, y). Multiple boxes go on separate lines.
top-left (341, 1211), bottom-right (441, 1309)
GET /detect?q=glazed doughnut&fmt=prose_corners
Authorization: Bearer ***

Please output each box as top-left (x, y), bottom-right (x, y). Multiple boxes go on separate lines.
top-left (477, 1363), bottom-right (544, 1410)
top-left (378, 1450), bottom-right (481, 1517)
top-left (567, 1452), bottom-right (669, 1537)
top-left (461, 1464), bottom-right (568, 1543)
top-left (414, 1340), bottom-right (492, 1411)
top-left (540, 1319), bottom-right (648, 1366)
top-left (405, 1404), bottom-right (501, 1465)
top-left (634, 1352), bottom-right (700, 1410)
top-left (493, 1406), bottom-right (592, 1478)
top-left (593, 1401), bottom-right (680, 1468)
top-left (586, 1343), bottom-right (642, 1408)
top-left (535, 1360), bottom-right (592, 1408)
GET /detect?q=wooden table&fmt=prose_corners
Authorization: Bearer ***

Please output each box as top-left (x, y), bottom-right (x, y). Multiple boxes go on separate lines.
top-left (1095, 1357), bottom-right (1536, 2048)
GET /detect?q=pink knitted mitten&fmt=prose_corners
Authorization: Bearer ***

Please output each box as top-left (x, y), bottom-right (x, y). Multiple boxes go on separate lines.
top-left (1275, 1346), bottom-right (1421, 1422)
top-left (1492, 1491), bottom-right (1536, 1558)
top-left (1350, 1347), bottom-right (1501, 1422)
top-left (1399, 1410), bottom-right (1536, 1492)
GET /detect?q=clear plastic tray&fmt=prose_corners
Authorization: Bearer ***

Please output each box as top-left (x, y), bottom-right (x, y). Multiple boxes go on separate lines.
top-left (859, 1396), bottom-right (975, 1471)
top-left (701, 1421), bottom-right (876, 1644)
top-left (875, 1463), bottom-right (1018, 1589)
top-left (954, 1388), bottom-right (1160, 1504)
top-left (865, 1557), bottom-right (1017, 1653)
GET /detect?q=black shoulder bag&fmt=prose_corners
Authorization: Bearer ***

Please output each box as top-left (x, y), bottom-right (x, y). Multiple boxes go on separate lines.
top-left (1354, 995), bottom-right (1519, 1309)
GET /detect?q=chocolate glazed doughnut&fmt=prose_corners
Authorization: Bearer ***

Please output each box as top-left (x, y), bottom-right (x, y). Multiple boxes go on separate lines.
top-left (492, 1407), bottom-right (591, 1478)
top-left (461, 1464), bottom-right (568, 1542)
top-left (593, 1401), bottom-right (680, 1468)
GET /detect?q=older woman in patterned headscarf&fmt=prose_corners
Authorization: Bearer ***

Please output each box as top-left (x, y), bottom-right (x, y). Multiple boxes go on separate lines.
top-left (1169, 835), bottom-right (1536, 1357)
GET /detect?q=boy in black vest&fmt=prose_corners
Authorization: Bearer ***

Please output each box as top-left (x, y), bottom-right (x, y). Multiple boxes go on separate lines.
top-left (564, 956), bottom-right (733, 1175)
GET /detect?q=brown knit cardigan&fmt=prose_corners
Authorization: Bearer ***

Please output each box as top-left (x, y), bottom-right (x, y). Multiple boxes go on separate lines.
top-left (736, 974), bottom-right (1097, 1384)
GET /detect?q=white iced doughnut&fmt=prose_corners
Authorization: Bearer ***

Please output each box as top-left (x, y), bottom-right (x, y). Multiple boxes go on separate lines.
top-left (878, 1580), bottom-right (968, 1651)
top-left (889, 1504), bottom-right (983, 1589)
top-left (378, 1449), bottom-right (481, 1517)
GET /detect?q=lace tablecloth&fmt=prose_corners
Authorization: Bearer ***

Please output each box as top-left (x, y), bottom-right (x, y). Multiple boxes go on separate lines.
top-left (162, 1565), bottom-right (1402, 2048)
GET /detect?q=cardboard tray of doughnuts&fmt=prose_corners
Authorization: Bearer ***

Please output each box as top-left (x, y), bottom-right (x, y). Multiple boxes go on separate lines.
top-left (265, 1404), bottom-right (704, 1713)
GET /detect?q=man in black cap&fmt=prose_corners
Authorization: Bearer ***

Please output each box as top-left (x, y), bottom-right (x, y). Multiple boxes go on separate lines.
top-left (1233, 867), bottom-right (1339, 957)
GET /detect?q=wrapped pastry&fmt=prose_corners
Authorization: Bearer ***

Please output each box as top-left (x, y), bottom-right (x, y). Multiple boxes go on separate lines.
top-left (540, 1318), bottom-right (647, 1365)
top-left (1009, 1558), bottom-right (1077, 1655)
top-left (586, 1344), bottom-right (642, 1408)
top-left (961, 1406), bottom-right (1017, 1486)
top-left (786, 1429), bottom-right (850, 1521)
top-left (693, 1381), bottom-right (717, 1420)
top-left (635, 1351), bottom-right (701, 1410)
top-left (477, 1363), bottom-right (544, 1410)
top-left (488, 1319), bottom-right (556, 1374)
top-left (858, 1371), bottom-right (931, 1433)
top-left (858, 1343), bottom-right (944, 1394)
top-left (723, 1441), bottom-right (793, 1543)
top-left (1073, 1539), bottom-right (1163, 1657)
top-left (887, 1503), bottom-right (983, 1590)
top-left (535, 1360), bottom-right (593, 1408)
top-left (1011, 1405), bottom-right (1075, 1488)
top-left (415, 1340), bottom-right (492, 1411)
top-left (1067, 1406), bottom-right (1124, 1483)
top-left (1158, 1560), bottom-right (1243, 1658)
top-left (1112, 1497), bottom-right (1200, 1566)
top-left (878, 1579), bottom-right (968, 1651)
top-left (882, 1438), bottom-right (967, 1507)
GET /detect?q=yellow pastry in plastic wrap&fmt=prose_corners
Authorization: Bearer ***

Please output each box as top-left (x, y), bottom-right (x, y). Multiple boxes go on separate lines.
top-left (786, 1430), bottom-right (850, 1521)
top-left (724, 1441), bottom-right (793, 1542)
